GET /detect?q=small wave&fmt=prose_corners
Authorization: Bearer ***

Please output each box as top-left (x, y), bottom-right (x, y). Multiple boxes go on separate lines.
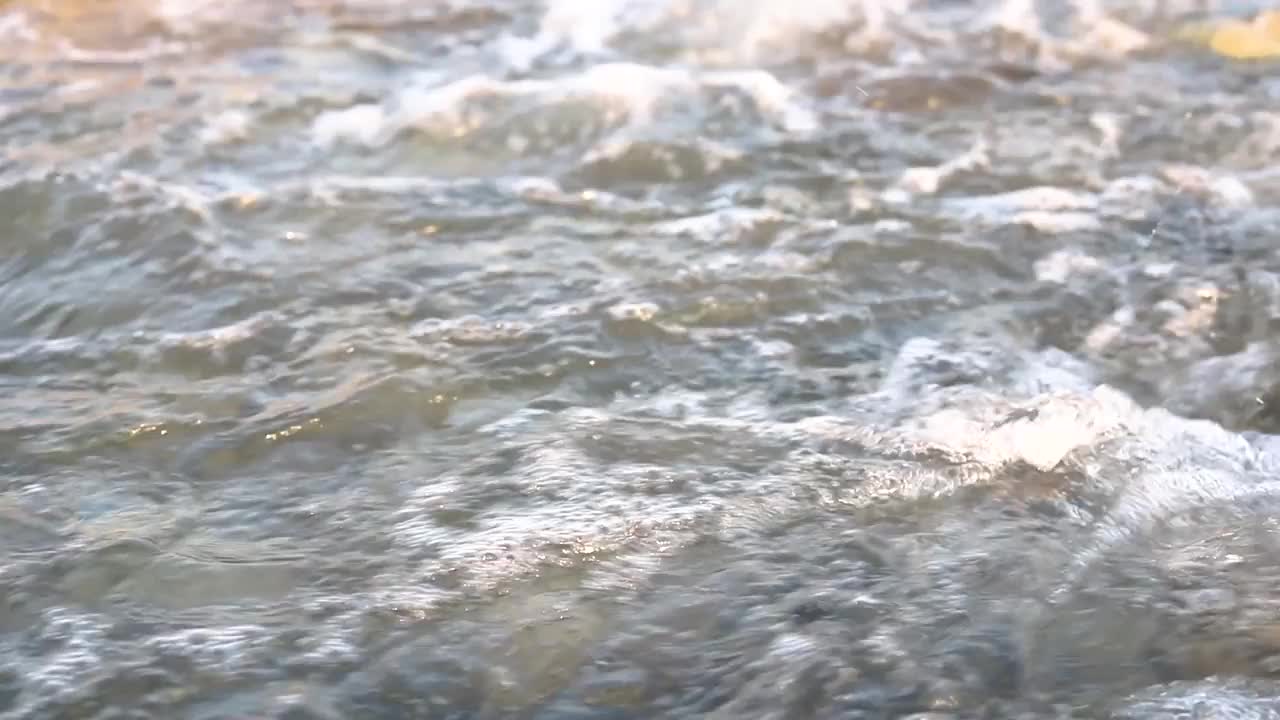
top-left (309, 63), bottom-right (817, 180)
top-left (505, 0), bottom-right (1197, 73)
top-left (1106, 677), bottom-right (1280, 719)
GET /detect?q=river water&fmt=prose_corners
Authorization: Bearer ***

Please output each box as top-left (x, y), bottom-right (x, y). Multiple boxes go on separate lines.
top-left (3, 0), bottom-right (1280, 718)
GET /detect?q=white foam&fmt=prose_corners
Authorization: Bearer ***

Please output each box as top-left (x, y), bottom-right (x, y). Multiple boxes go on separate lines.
top-left (607, 301), bottom-right (661, 322)
top-left (911, 387), bottom-right (1133, 471)
top-left (311, 104), bottom-right (387, 149)
top-left (1109, 678), bottom-right (1280, 719)
top-left (1034, 249), bottom-right (1104, 284)
top-left (310, 60), bottom-right (815, 154)
top-left (409, 316), bottom-right (533, 345)
top-left (151, 312), bottom-right (279, 354)
top-left (144, 625), bottom-right (273, 673)
top-left (701, 69), bottom-right (818, 133)
top-left (940, 186), bottom-right (1099, 224)
top-left (518, 0), bottom-right (902, 66)
top-left (974, 0), bottom-right (1150, 68)
top-left (299, 174), bottom-right (467, 201)
top-left (0, 11), bottom-right (38, 43)
top-left (891, 138), bottom-right (990, 196)
top-left (198, 109), bottom-right (251, 146)
top-left (1160, 164), bottom-right (1255, 209)
top-left (390, 434), bottom-right (715, 590)
top-left (529, 0), bottom-right (662, 56)
top-left (12, 609), bottom-right (110, 713)
top-left (652, 207), bottom-right (785, 243)
top-left (1011, 210), bottom-right (1102, 234)
top-left (1099, 174), bottom-right (1167, 221)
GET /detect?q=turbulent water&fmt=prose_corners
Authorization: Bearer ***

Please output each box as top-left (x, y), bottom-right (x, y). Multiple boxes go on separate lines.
top-left (3, 0), bottom-right (1280, 717)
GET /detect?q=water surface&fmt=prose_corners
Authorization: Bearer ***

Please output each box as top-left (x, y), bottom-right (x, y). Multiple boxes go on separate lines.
top-left (3, 1), bottom-right (1280, 717)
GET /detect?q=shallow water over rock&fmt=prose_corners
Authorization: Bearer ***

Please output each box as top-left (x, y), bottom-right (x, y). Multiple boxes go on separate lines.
top-left (2, 0), bottom-right (1280, 718)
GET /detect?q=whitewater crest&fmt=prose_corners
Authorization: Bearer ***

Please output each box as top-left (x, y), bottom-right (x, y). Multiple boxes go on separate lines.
top-left (6, 0), bottom-right (1280, 717)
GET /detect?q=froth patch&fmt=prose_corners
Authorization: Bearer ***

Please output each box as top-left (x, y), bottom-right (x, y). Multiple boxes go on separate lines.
top-left (310, 63), bottom-right (816, 154)
top-left (910, 388), bottom-right (1132, 472)
top-left (1106, 677), bottom-right (1280, 719)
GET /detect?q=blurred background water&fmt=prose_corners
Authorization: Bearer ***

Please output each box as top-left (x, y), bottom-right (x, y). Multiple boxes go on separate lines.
top-left (2, 0), bottom-right (1280, 717)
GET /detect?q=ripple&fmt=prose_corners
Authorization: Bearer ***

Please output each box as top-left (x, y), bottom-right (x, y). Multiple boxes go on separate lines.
top-left (6, 0), bottom-right (1280, 717)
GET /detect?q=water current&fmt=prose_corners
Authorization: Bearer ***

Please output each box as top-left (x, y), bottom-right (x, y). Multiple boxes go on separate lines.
top-left (3, 0), bottom-right (1280, 717)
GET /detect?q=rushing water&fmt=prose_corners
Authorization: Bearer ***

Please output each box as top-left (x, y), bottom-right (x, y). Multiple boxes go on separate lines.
top-left (2, 0), bottom-right (1280, 717)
